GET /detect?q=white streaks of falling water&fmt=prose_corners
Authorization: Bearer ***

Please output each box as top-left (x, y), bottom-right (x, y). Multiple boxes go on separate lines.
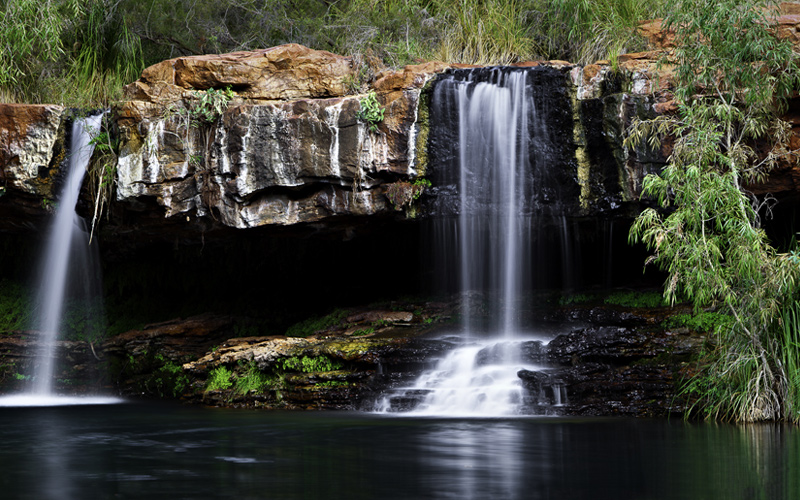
top-left (32, 114), bottom-right (102, 396)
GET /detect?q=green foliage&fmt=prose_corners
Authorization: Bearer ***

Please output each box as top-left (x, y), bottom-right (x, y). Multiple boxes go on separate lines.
top-left (604, 290), bottom-right (667, 308)
top-left (627, 0), bottom-right (800, 422)
top-left (234, 361), bottom-right (274, 395)
top-left (778, 303), bottom-right (800, 421)
top-left (411, 178), bottom-right (432, 199)
top-left (558, 293), bottom-right (594, 306)
top-left (664, 311), bottom-right (735, 334)
top-left (0, 280), bottom-right (30, 333)
top-left (121, 352), bottom-right (190, 398)
top-left (194, 87), bottom-right (235, 124)
top-left (529, 0), bottom-right (666, 65)
top-left (152, 357), bottom-right (190, 397)
top-left (0, 0), bottom-right (77, 100)
top-left (431, 0), bottom-right (537, 65)
top-left (0, 0), bottom-right (143, 105)
top-left (286, 309), bottom-right (347, 337)
top-left (279, 356), bottom-right (343, 373)
top-left (206, 366), bottom-right (233, 392)
top-left (3, 0), bottom-right (671, 105)
top-left (58, 0), bottom-right (144, 106)
top-left (357, 92), bottom-right (385, 132)
top-left (351, 327), bottom-right (375, 337)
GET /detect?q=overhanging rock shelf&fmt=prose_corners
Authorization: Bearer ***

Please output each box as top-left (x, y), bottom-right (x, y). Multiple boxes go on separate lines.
top-left (2, 44), bottom-right (691, 239)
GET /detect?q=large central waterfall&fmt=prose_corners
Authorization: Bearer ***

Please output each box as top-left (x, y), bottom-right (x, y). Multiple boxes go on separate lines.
top-left (452, 69), bottom-right (539, 335)
top-left (377, 67), bottom-right (572, 416)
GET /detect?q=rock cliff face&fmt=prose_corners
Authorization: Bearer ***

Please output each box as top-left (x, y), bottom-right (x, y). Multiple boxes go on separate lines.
top-left (113, 45), bottom-right (447, 231)
top-left (2, 13), bottom-right (800, 234)
top-left (0, 44), bottom-right (675, 236)
top-left (0, 104), bottom-right (66, 229)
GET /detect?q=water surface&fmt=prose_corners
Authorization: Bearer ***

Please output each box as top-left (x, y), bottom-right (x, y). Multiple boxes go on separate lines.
top-left (1, 403), bottom-right (796, 499)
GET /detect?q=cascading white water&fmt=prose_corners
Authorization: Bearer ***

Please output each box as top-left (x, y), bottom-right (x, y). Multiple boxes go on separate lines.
top-left (0, 114), bottom-right (121, 406)
top-left (455, 69), bottom-right (537, 335)
top-left (376, 68), bottom-right (558, 417)
top-left (32, 114), bottom-right (103, 395)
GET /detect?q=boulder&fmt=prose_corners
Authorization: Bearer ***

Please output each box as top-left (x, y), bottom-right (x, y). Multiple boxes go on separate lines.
top-left (0, 104), bottom-right (64, 197)
top-left (123, 44), bottom-right (357, 103)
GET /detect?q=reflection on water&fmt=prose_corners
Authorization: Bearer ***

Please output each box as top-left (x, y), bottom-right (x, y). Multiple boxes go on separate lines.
top-left (0, 403), bottom-right (799, 500)
top-left (420, 422), bottom-right (522, 499)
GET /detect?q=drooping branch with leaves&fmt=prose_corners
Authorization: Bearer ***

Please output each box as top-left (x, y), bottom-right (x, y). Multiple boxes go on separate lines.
top-left (626, 0), bottom-right (800, 421)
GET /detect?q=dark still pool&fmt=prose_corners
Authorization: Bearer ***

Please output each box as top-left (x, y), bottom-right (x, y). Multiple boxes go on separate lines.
top-left (0, 403), bottom-right (797, 500)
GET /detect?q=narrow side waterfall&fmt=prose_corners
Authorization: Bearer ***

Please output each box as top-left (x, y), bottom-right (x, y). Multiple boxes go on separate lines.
top-left (32, 114), bottom-right (103, 395)
top-left (0, 114), bottom-right (120, 406)
top-left (377, 68), bottom-right (567, 416)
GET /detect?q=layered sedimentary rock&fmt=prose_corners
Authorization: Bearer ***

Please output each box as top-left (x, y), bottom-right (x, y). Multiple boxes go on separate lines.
top-left (0, 104), bottom-right (65, 196)
top-left (0, 45), bottom-right (682, 234)
top-left (114, 45), bottom-right (446, 230)
top-left (0, 104), bottom-right (66, 229)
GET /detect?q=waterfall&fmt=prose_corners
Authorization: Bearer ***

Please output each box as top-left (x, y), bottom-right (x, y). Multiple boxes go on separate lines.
top-left (0, 114), bottom-right (120, 406)
top-left (32, 114), bottom-right (103, 395)
top-left (376, 68), bottom-right (568, 416)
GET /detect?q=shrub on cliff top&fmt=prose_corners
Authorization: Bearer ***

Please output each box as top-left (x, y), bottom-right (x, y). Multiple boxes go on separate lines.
top-left (1, 0), bottom-right (667, 106)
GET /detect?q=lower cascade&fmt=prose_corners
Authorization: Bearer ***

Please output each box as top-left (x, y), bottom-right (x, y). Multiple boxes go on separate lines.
top-left (376, 67), bottom-right (572, 416)
top-left (375, 338), bottom-right (565, 417)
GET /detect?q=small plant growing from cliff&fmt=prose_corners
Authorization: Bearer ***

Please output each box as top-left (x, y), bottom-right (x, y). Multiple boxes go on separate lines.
top-left (234, 361), bottom-right (272, 395)
top-left (357, 92), bottom-right (385, 132)
top-left (87, 119), bottom-right (119, 244)
top-left (194, 87), bottom-right (234, 124)
top-left (385, 178), bottom-right (432, 210)
top-left (351, 327), bottom-right (375, 337)
top-left (164, 87), bottom-right (234, 129)
top-left (279, 356), bottom-right (343, 373)
top-left (206, 366), bottom-right (233, 392)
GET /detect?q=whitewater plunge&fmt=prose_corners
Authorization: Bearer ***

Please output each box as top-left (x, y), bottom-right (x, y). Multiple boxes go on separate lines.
top-left (376, 68), bottom-right (570, 417)
top-left (0, 114), bottom-right (120, 407)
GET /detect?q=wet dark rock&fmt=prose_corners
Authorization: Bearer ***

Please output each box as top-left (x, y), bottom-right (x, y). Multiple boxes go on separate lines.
top-left (0, 331), bottom-right (109, 394)
top-left (526, 317), bottom-right (704, 416)
top-left (517, 369), bottom-right (567, 407)
top-left (546, 306), bottom-right (655, 327)
top-left (548, 325), bottom-right (700, 365)
top-left (103, 314), bottom-right (236, 364)
top-left (555, 363), bottom-right (682, 417)
top-left (476, 340), bottom-right (546, 366)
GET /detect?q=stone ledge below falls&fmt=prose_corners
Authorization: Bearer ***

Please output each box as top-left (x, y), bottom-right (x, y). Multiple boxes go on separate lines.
top-left (0, 294), bottom-right (705, 416)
